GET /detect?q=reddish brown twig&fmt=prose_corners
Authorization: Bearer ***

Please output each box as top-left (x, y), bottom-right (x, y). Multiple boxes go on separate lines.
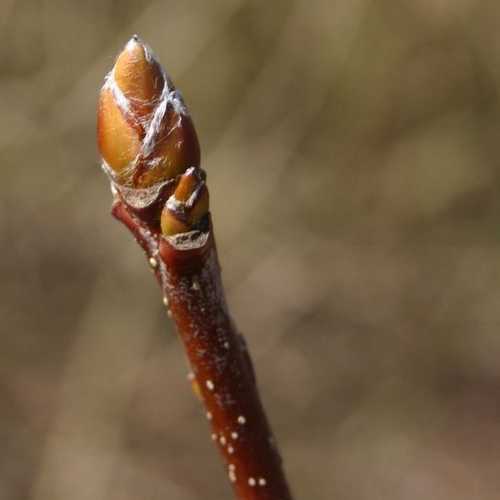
top-left (98, 37), bottom-right (293, 500)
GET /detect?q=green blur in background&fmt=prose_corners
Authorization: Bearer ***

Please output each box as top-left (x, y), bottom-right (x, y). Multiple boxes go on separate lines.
top-left (2, 0), bottom-right (500, 499)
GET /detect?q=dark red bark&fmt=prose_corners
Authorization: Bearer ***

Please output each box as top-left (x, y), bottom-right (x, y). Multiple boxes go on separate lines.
top-left (111, 196), bottom-right (293, 500)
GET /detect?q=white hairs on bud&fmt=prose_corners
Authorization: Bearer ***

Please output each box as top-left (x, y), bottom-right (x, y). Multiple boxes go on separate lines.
top-left (100, 37), bottom-right (194, 190)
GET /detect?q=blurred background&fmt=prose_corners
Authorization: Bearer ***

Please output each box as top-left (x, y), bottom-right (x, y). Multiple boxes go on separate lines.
top-left (2, 0), bottom-right (500, 498)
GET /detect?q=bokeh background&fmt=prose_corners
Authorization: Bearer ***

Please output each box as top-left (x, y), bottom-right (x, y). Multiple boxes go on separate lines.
top-left (2, 0), bottom-right (500, 498)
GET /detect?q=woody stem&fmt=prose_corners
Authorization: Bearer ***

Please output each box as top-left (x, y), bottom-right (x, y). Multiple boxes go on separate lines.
top-left (112, 199), bottom-right (293, 500)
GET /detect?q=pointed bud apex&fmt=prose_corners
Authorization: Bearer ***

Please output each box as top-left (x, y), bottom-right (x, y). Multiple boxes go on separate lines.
top-left (114, 36), bottom-right (164, 118)
top-left (161, 167), bottom-right (209, 236)
top-left (97, 36), bottom-right (200, 188)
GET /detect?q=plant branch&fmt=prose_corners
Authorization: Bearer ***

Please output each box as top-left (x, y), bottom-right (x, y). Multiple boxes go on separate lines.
top-left (98, 36), bottom-right (293, 500)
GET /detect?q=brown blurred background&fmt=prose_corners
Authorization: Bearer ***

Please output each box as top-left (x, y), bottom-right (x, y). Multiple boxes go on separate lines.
top-left (2, 0), bottom-right (500, 498)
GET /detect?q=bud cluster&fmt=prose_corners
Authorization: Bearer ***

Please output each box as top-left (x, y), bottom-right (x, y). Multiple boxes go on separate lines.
top-left (97, 36), bottom-right (207, 235)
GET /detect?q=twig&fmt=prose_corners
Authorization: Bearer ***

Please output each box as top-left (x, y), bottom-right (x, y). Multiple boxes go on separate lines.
top-left (97, 36), bottom-right (293, 500)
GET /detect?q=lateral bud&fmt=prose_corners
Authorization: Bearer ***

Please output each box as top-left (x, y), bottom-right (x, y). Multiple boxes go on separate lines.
top-left (161, 167), bottom-right (209, 235)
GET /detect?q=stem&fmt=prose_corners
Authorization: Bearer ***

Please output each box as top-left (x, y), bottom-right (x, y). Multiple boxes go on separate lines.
top-left (99, 35), bottom-right (293, 499)
top-left (111, 199), bottom-right (293, 500)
